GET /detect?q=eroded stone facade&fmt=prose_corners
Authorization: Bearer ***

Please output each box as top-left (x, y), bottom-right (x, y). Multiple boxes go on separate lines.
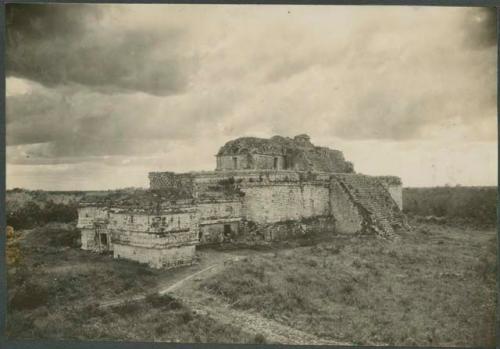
top-left (79, 135), bottom-right (406, 268)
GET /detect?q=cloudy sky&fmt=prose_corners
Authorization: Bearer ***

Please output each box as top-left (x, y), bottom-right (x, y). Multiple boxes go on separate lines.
top-left (6, 4), bottom-right (497, 190)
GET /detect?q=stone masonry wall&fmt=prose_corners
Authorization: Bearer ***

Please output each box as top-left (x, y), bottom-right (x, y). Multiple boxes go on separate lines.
top-left (217, 154), bottom-right (250, 170)
top-left (81, 228), bottom-right (97, 250)
top-left (252, 154), bottom-right (286, 170)
top-left (77, 206), bottom-right (109, 229)
top-left (376, 176), bottom-right (403, 210)
top-left (108, 210), bottom-right (195, 234)
top-left (149, 172), bottom-right (194, 192)
top-left (254, 217), bottom-right (336, 242)
top-left (216, 154), bottom-right (286, 171)
top-left (332, 174), bottom-right (406, 238)
top-left (328, 178), bottom-right (364, 234)
top-left (241, 183), bottom-right (330, 223)
top-left (77, 206), bottom-right (110, 251)
top-left (197, 201), bottom-right (242, 244)
top-left (113, 244), bottom-right (196, 269)
top-left (111, 229), bottom-right (198, 249)
top-left (197, 201), bottom-right (242, 221)
top-left (110, 209), bottom-right (199, 268)
top-left (386, 185), bottom-right (403, 210)
top-left (77, 205), bottom-right (200, 267)
top-left (199, 221), bottom-right (240, 244)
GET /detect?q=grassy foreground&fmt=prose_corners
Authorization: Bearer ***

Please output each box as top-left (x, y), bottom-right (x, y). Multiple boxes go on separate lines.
top-left (6, 223), bottom-right (253, 343)
top-left (201, 218), bottom-right (496, 346)
top-left (6, 219), bottom-right (497, 345)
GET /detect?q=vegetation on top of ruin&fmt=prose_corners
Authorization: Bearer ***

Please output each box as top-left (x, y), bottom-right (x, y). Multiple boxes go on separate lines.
top-left (216, 135), bottom-right (296, 156)
top-left (376, 176), bottom-right (403, 186)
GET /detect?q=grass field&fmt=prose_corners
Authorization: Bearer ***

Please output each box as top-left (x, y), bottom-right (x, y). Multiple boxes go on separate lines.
top-left (6, 186), bottom-right (497, 345)
top-left (201, 218), bottom-right (496, 346)
top-left (6, 223), bottom-right (254, 343)
top-left (7, 218), bottom-right (496, 345)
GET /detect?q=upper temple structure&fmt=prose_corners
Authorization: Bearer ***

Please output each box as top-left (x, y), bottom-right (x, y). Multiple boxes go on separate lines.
top-left (77, 134), bottom-right (407, 268)
top-left (215, 134), bottom-right (354, 173)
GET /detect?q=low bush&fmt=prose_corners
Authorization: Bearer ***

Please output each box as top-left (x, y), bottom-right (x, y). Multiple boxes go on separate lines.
top-left (7, 200), bottom-right (78, 230)
top-left (26, 223), bottom-right (81, 249)
top-left (180, 310), bottom-right (194, 324)
top-left (111, 302), bottom-right (140, 316)
top-left (146, 293), bottom-right (183, 310)
top-left (341, 284), bottom-right (354, 295)
top-left (9, 282), bottom-right (49, 311)
top-left (253, 333), bottom-right (267, 344)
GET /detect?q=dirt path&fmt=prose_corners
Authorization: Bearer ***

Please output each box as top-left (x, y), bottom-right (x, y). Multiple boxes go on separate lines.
top-left (98, 251), bottom-right (243, 308)
top-left (176, 292), bottom-right (350, 345)
top-left (96, 247), bottom-right (354, 345)
top-left (165, 254), bottom-right (353, 346)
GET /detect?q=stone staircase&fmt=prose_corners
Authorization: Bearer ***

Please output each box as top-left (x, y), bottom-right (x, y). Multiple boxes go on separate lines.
top-left (334, 174), bottom-right (406, 238)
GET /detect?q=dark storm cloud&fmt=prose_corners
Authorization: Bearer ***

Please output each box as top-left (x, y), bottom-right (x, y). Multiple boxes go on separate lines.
top-left (6, 5), bottom-right (497, 190)
top-left (6, 4), bottom-right (97, 40)
top-left (5, 5), bottom-right (497, 191)
top-left (6, 4), bottom-right (193, 96)
top-left (6, 80), bottom-right (235, 161)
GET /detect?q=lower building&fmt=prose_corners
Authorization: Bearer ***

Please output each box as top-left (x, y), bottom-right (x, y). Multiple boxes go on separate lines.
top-left (78, 135), bottom-right (407, 268)
top-left (78, 171), bottom-right (406, 268)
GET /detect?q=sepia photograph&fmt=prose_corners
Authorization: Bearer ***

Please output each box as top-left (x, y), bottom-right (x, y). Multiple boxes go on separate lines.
top-left (4, 3), bottom-right (497, 347)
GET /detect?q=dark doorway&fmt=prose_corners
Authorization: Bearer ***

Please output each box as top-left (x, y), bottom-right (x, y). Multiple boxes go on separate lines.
top-left (233, 157), bottom-right (238, 169)
top-left (223, 224), bottom-right (232, 237)
top-left (100, 233), bottom-right (108, 246)
top-left (273, 157), bottom-right (279, 169)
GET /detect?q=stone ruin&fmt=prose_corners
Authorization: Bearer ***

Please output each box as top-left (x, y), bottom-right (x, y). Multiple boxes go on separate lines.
top-left (77, 134), bottom-right (407, 268)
